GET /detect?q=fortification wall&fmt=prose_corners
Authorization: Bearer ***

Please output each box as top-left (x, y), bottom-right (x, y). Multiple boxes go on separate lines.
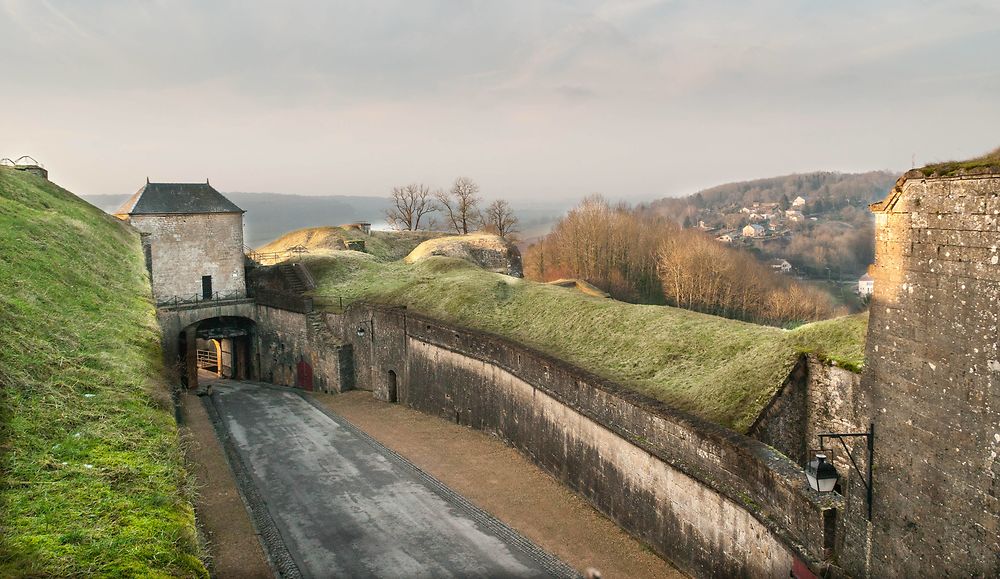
top-left (859, 173), bottom-right (1000, 577)
top-left (130, 212), bottom-right (246, 302)
top-left (750, 356), bottom-right (865, 468)
top-left (339, 305), bottom-right (840, 578)
top-left (255, 304), bottom-right (350, 393)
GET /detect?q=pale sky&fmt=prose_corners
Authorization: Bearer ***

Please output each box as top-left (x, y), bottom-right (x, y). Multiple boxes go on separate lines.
top-left (3, 0), bottom-right (999, 201)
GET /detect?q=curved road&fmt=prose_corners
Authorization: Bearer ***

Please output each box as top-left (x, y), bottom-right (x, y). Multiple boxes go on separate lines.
top-left (207, 381), bottom-right (575, 579)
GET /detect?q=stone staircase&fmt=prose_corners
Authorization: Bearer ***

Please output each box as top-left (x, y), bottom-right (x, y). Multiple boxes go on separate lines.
top-left (278, 263), bottom-right (308, 293)
top-left (307, 311), bottom-right (326, 338)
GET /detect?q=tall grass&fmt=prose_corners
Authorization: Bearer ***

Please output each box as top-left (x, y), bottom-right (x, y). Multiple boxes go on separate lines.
top-left (0, 168), bottom-right (206, 577)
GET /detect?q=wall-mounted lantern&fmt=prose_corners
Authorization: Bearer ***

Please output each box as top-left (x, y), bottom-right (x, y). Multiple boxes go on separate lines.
top-left (805, 453), bottom-right (838, 492)
top-left (356, 319), bottom-right (374, 340)
top-left (807, 423), bottom-right (875, 520)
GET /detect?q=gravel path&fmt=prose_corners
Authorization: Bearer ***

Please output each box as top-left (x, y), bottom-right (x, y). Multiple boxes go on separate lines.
top-left (180, 390), bottom-right (273, 578)
top-left (316, 390), bottom-right (685, 579)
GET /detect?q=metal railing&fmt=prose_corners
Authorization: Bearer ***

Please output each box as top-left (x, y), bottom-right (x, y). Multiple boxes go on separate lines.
top-left (157, 290), bottom-right (250, 308)
top-left (255, 288), bottom-right (313, 313)
top-left (244, 244), bottom-right (310, 265)
top-left (312, 294), bottom-right (356, 313)
top-left (196, 349), bottom-right (217, 369)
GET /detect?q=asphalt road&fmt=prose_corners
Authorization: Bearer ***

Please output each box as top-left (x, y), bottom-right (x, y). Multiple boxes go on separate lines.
top-left (210, 381), bottom-right (571, 579)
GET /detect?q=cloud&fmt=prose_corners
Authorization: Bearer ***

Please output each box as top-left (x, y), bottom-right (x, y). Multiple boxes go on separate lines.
top-left (2, 0), bottom-right (999, 200)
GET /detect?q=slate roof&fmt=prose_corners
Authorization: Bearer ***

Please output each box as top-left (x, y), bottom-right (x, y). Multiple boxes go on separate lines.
top-left (115, 181), bottom-right (244, 215)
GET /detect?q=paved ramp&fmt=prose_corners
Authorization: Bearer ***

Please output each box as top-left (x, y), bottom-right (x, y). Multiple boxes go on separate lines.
top-left (207, 381), bottom-right (573, 578)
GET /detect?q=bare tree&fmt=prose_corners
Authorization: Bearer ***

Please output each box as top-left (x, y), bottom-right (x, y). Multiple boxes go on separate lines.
top-left (484, 199), bottom-right (520, 239)
top-left (437, 177), bottom-right (481, 234)
top-left (385, 183), bottom-right (438, 230)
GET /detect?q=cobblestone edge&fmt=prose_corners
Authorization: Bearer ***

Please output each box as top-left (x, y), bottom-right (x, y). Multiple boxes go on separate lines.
top-left (202, 394), bottom-right (303, 579)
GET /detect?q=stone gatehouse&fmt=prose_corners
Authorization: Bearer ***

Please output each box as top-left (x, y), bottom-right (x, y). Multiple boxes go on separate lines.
top-left (114, 179), bottom-right (247, 303)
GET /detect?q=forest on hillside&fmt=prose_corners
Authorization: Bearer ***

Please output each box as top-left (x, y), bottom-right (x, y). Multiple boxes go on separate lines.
top-left (648, 171), bottom-right (898, 278)
top-left (523, 196), bottom-right (842, 326)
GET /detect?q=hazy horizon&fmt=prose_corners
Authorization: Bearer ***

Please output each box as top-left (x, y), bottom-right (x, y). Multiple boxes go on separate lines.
top-left (3, 1), bottom-right (998, 201)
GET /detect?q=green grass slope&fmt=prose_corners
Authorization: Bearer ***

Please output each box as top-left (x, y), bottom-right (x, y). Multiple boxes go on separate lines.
top-left (258, 225), bottom-right (449, 262)
top-left (917, 146), bottom-right (1000, 177)
top-left (0, 168), bottom-right (205, 577)
top-left (307, 252), bottom-right (867, 432)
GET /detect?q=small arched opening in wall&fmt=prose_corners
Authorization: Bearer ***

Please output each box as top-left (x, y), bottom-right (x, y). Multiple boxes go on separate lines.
top-left (177, 316), bottom-right (256, 390)
top-left (387, 370), bottom-right (398, 403)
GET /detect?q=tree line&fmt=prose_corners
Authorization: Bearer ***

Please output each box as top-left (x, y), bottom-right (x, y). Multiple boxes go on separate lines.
top-left (650, 170), bottom-right (895, 278)
top-left (524, 196), bottom-right (841, 325)
top-left (384, 177), bottom-right (519, 238)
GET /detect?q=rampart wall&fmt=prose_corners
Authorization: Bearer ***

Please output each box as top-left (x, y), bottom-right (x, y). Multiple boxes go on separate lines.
top-left (857, 172), bottom-right (1000, 577)
top-left (337, 304), bottom-right (841, 578)
top-left (255, 303), bottom-right (351, 393)
top-left (750, 356), bottom-right (865, 469)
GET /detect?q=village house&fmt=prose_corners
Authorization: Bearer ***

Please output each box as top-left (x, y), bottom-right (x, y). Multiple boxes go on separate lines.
top-left (715, 231), bottom-right (737, 243)
top-left (742, 223), bottom-right (765, 238)
top-left (769, 258), bottom-right (792, 273)
top-left (792, 195), bottom-right (806, 207)
top-left (858, 272), bottom-right (874, 297)
top-left (785, 209), bottom-right (805, 222)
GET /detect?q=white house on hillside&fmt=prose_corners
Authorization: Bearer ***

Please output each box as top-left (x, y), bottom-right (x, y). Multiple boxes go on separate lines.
top-left (769, 258), bottom-right (792, 273)
top-left (742, 223), bottom-right (765, 238)
top-left (858, 273), bottom-right (874, 297)
top-left (785, 210), bottom-right (805, 222)
top-left (792, 196), bottom-right (806, 207)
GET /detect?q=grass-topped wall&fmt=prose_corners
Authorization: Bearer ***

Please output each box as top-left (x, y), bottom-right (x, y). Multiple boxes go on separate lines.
top-left (306, 250), bottom-right (866, 432)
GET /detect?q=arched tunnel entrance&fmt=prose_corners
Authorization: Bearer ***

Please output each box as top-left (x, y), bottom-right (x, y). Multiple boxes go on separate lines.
top-left (178, 316), bottom-right (257, 390)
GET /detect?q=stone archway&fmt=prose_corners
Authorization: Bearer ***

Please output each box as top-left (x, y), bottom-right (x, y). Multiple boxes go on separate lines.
top-left (177, 316), bottom-right (257, 390)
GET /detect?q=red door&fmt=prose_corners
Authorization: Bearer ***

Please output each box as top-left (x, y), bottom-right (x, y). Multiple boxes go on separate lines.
top-left (296, 358), bottom-right (314, 391)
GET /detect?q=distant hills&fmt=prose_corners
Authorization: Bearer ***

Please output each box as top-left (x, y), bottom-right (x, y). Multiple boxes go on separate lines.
top-left (83, 171), bottom-right (899, 249)
top-left (644, 170), bottom-right (901, 281)
top-left (648, 170), bottom-right (899, 218)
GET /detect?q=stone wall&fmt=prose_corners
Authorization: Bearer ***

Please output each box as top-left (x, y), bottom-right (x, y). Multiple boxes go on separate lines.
top-left (130, 212), bottom-right (246, 302)
top-left (339, 304), bottom-right (841, 578)
top-left (750, 356), bottom-right (865, 468)
top-left (255, 304), bottom-right (351, 394)
top-left (857, 173), bottom-right (1000, 577)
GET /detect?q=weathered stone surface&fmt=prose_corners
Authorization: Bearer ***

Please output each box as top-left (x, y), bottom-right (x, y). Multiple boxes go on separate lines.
top-left (255, 304), bottom-right (351, 394)
top-left (338, 304), bottom-right (841, 578)
top-left (750, 356), bottom-right (865, 469)
top-left (130, 212), bottom-right (247, 302)
top-left (854, 173), bottom-right (1000, 578)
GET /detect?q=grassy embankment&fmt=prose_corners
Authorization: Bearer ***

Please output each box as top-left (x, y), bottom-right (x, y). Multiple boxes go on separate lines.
top-left (916, 146), bottom-right (1000, 177)
top-left (0, 168), bottom-right (205, 576)
top-left (304, 249), bottom-right (866, 433)
top-left (258, 225), bottom-right (448, 262)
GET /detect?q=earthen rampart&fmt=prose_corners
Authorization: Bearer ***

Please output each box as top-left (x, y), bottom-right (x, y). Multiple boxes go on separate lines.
top-left (337, 304), bottom-right (841, 578)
